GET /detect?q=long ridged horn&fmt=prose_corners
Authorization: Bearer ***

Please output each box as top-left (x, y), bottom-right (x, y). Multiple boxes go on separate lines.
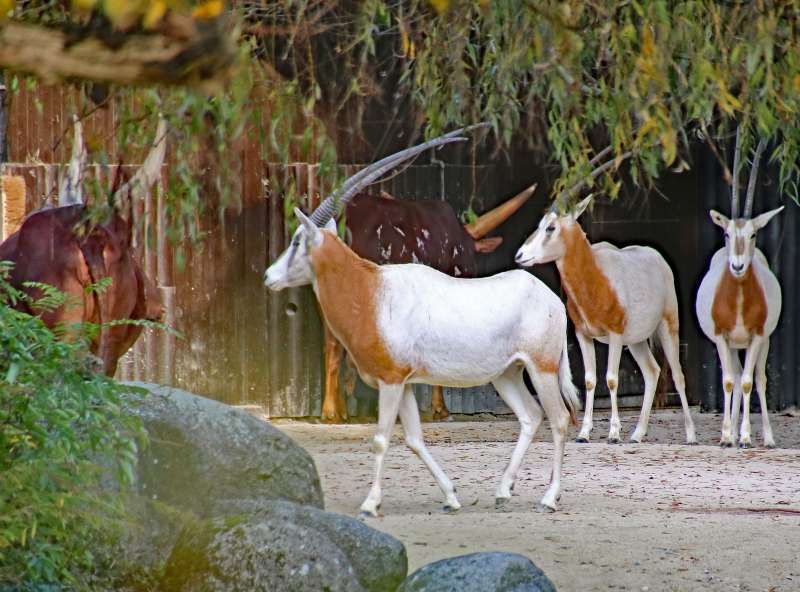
top-left (309, 123), bottom-right (489, 226)
top-left (743, 138), bottom-right (766, 219)
top-left (557, 149), bottom-right (633, 204)
top-left (730, 125), bottom-right (742, 218)
top-left (58, 115), bottom-right (86, 206)
top-left (116, 114), bottom-right (168, 203)
top-left (464, 183), bottom-right (537, 240)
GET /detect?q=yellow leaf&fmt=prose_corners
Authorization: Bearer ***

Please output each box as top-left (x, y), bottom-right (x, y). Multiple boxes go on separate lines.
top-left (428, 0), bottom-right (449, 14)
top-left (71, 0), bottom-right (97, 11)
top-left (103, 0), bottom-right (144, 30)
top-left (0, 0), bottom-right (14, 19)
top-left (192, 0), bottom-right (224, 20)
top-left (143, 0), bottom-right (167, 29)
top-left (794, 74), bottom-right (800, 94)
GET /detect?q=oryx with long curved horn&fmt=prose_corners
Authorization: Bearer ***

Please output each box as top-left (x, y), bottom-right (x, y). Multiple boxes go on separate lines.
top-left (696, 128), bottom-right (783, 448)
top-left (265, 126), bottom-right (580, 515)
top-left (515, 146), bottom-right (697, 445)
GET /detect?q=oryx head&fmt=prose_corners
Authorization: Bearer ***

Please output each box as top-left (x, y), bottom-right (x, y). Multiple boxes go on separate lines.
top-left (710, 128), bottom-right (783, 278)
top-left (264, 124), bottom-right (487, 291)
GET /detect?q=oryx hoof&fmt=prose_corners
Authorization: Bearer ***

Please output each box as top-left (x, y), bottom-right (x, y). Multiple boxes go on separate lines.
top-left (738, 441), bottom-right (753, 449)
top-left (686, 440), bottom-right (699, 446)
top-left (442, 504), bottom-right (460, 514)
top-left (495, 497), bottom-right (511, 509)
top-left (358, 511), bottom-right (376, 520)
top-left (575, 436), bottom-right (589, 444)
top-left (535, 502), bottom-right (556, 514)
top-left (764, 441), bottom-right (776, 449)
top-left (719, 440), bottom-right (734, 448)
top-left (607, 437), bottom-right (621, 445)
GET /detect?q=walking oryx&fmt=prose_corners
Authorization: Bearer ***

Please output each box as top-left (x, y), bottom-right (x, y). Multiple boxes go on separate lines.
top-left (515, 147), bottom-right (696, 445)
top-left (265, 126), bottom-right (579, 515)
top-left (696, 129), bottom-right (783, 448)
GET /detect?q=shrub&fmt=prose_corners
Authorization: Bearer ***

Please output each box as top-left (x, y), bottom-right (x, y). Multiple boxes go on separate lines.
top-left (0, 263), bottom-right (145, 590)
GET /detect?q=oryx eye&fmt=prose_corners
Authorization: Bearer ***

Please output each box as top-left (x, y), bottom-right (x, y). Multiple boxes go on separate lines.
top-left (546, 225), bottom-right (556, 233)
top-left (750, 234), bottom-right (756, 239)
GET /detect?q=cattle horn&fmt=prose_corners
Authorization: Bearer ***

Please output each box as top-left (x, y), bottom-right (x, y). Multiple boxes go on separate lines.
top-left (58, 115), bottom-right (87, 206)
top-left (743, 137), bottom-right (766, 219)
top-left (309, 123), bottom-right (489, 227)
top-left (116, 114), bottom-right (168, 203)
top-left (730, 125), bottom-right (742, 218)
top-left (464, 182), bottom-right (537, 240)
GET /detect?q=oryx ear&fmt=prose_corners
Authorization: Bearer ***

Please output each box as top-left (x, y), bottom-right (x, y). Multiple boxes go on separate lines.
top-left (751, 206), bottom-right (784, 230)
top-left (295, 207), bottom-right (322, 244)
top-left (572, 195), bottom-right (593, 220)
top-left (709, 210), bottom-right (729, 229)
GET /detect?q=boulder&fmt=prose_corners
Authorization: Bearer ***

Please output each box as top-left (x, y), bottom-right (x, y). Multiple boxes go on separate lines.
top-left (126, 383), bottom-right (323, 514)
top-left (160, 500), bottom-right (408, 592)
top-left (397, 552), bottom-right (556, 592)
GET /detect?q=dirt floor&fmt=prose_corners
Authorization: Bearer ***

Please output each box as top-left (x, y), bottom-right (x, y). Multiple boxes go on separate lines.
top-left (274, 409), bottom-right (800, 592)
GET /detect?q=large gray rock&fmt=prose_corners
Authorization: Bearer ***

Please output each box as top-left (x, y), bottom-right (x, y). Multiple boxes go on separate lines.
top-left (160, 500), bottom-right (408, 592)
top-left (397, 552), bottom-right (556, 592)
top-left (127, 382), bottom-right (323, 514)
top-left (114, 383), bottom-right (323, 578)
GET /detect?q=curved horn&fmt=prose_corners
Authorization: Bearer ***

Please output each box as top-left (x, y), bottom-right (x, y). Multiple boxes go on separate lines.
top-left (309, 123), bottom-right (489, 226)
top-left (58, 115), bottom-right (86, 206)
top-left (730, 125), bottom-right (742, 218)
top-left (116, 114), bottom-right (168, 203)
top-left (556, 149), bottom-right (634, 203)
top-left (464, 182), bottom-right (536, 240)
top-left (743, 138), bottom-right (766, 219)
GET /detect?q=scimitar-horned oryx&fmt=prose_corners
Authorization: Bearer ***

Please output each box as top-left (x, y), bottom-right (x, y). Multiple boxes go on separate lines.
top-left (265, 126), bottom-right (579, 515)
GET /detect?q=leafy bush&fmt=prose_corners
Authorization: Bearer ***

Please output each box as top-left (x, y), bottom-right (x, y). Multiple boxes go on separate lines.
top-left (0, 263), bottom-right (145, 590)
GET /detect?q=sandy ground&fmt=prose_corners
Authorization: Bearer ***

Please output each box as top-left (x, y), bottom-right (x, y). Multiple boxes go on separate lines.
top-left (274, 410), bottom-right (800, 592)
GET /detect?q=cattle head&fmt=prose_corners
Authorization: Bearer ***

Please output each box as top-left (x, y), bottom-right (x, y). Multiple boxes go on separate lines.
top-left (265, 124), bottom-right (487, 291)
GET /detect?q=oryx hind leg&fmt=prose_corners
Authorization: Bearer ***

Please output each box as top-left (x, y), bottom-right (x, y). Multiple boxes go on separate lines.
top-left (755, 342), bottom-right (775, 448)
top-left (656, 320), bottom-right (697, 444)
top-left (492, 365), bottom-right (543, 507)
top-left (628, 341), bottom-right (659, 443)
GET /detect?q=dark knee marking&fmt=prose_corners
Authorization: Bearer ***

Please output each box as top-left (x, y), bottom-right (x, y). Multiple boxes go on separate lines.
top-left (607, 377), bottom-right (617, 391)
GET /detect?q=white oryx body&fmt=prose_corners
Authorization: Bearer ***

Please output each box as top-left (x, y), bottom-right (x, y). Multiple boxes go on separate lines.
top-left (516, 196), bottom-right (696, 445)
top-left (263, 126), bottom-right (578, 515)
top-left (376, 266), bottom-right (567, 388)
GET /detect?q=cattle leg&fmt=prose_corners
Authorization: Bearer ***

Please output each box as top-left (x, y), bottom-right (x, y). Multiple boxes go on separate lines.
top-left (399, 385), bottom-right (460, 511)
top-left (606, 335), bottom-right (624, 443)
top-left (431, 385), bottom-right (451, 421)
top-left (360, 382), bottom-right (404, 517)
top-left (321, 325), bottom-right (348, 423)
top-left (575, 330), bottom-right (597, 442)
top-left (755, 342), bottom-right (775, 448)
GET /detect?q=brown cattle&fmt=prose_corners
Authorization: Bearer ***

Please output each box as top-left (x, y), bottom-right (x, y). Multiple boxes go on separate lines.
top-left (321, 184), bottom-right (536, 422)
top-left (0, 204), bottom-right (164, 375)
top-left (0, 114), bottom-right (167, 376)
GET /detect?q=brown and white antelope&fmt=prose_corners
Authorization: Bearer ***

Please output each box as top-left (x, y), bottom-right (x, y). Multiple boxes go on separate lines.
top-left (696, 131), bottom-right (783, 448)
top-left (515, 148), bottom-right (696, 445)
top-left (265, 127), bottom-right (580, 515)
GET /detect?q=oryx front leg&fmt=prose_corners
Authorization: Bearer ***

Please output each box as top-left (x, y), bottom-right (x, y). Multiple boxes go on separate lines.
top-left (575, 331), bottom-right (596, 443)
top-left (492, 367), bottom-right (543, 507)
top-left (715, 339), bottom-right (736, 447)
top-left (755, 343), bottom-right (775, 448)
top-left (738, 336), bottom-right (765, 449)
top-left (398, 386), bottom-right (460, 512)
top-left (360, 383), bottom-right (404, 517)
top-left (606, 335), bottom-right (624, 443)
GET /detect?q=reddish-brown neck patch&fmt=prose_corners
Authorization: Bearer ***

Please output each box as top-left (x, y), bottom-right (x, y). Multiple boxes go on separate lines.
top-left (311, 232), bottom-right (410, 384)
top-left (557, 224), bottom-right (626, 335)
top-left (711, 267), bottom-right (767, 336)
